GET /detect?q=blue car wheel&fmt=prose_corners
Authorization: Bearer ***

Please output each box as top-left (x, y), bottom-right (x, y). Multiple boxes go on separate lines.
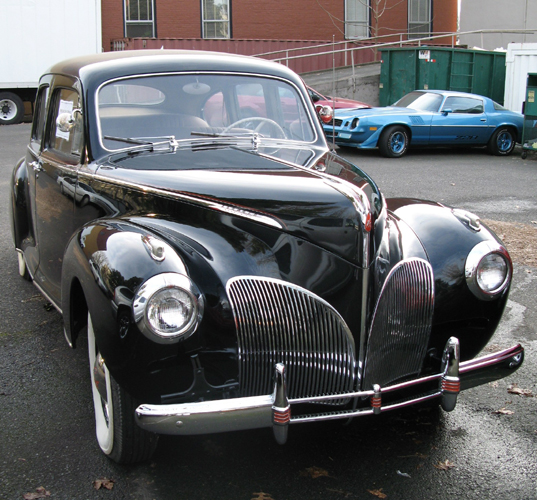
top-left (379, 125), bottom-right (409, 158)
top-left (488, 127), bottom-right (516, 156)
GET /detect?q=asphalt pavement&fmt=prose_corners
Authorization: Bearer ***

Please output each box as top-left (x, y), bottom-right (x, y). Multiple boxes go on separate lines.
top-left (1, 124), bottom-right (536, 500)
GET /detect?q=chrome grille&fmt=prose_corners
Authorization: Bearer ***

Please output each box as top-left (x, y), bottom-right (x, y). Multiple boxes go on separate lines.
top-left (227, 276), bottom-right (356, 402)
top-left (362, 258), bottom-right (434, 390)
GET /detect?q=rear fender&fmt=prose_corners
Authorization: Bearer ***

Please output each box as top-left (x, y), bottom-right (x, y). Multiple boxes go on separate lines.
top-left (10, 158), bottom-right (31, 250)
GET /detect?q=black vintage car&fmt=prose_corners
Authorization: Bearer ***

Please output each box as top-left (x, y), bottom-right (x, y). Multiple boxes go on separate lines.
top-left (10, 50), bottom-right (523, 464)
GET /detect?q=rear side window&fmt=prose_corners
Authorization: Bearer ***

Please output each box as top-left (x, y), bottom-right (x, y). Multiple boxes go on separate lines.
top-left (49, 88), bottom-right (84, 160)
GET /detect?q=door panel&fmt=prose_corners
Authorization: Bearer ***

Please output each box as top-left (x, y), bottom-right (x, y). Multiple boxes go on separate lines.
top-left (429, 95), bottom-right (490, 145)
top-left (33, 86), bottom-right (83, 304)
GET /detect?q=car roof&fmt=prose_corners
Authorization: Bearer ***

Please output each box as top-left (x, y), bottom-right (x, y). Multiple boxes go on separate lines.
top-left (409, 89), bottom-right (489, 100)
top-left (44, 49), bottom-right (305, 90)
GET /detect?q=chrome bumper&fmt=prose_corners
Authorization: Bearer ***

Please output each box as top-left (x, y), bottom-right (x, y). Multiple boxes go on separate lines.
top-left (135, 338), bottom-right (524, 444)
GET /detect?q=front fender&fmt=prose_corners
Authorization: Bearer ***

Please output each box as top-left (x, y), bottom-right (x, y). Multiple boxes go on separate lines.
top-left (61, 219), bottom-right (203, 401)
top-left (387, 198), bottom-right (511, 360)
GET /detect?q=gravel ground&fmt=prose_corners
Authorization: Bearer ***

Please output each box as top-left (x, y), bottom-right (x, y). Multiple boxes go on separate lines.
top-left (485, 219), bottom-right (537, 268)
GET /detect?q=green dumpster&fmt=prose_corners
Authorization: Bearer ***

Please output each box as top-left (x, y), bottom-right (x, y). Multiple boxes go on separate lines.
top-left (521, 73), bottom-right (537, 159)
top-left (379, 47), bottom-right (506, 106)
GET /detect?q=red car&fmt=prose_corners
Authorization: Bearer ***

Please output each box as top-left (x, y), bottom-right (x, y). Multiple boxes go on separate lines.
top-left (307, 85), bottom-right (370, 110)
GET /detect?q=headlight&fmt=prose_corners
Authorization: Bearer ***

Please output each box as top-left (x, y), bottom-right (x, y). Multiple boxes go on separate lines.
top-left (465, 241), bottom-right (512, 300)
top-left (351, 117), bottom-right (360, 129)
top-left (133, 273), bottom-right (204, 343)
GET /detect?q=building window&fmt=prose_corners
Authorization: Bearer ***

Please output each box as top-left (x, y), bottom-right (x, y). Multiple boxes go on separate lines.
top-left (202, 0), bottom-right (230, 39)
top-left (408, 0), bottom-right (431, 39)
top-left (345, 0), bottom-right (369, 39)
top-left (124, 0), bottom-right (155, 38)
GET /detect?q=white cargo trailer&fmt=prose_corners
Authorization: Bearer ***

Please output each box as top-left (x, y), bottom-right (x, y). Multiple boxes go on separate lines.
top-left (504, 43), bottom-right (537, 114)
top-left (0, 0), bottom-right (102, 124)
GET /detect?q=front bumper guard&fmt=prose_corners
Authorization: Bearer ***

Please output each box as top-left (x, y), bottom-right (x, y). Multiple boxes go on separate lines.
top-left (135, 338), bottom-right (524, 444)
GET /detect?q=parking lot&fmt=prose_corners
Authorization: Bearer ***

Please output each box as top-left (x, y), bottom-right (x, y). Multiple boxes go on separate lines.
top-left (1, 124), bottom-right (536, 500)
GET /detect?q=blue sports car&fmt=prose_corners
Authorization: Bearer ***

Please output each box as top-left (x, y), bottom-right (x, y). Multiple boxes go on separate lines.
top-left (323, 90), bottom-right (524, 158)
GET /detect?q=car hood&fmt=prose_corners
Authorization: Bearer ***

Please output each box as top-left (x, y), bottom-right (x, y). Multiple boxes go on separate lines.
top-left (334, 106), bottom-right (425, 120)
top-left (97, 144), bottom-right (381, 267)
top-left (327, 97), bottom-right (370, 109)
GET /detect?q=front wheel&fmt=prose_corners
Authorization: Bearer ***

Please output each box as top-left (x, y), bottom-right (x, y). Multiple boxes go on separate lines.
top-left (0, 92), bottom-right (25, 125)
top-left (88, 313), bottom-right (158, 463)
top-left (488, 127), bottom-right (516, 156)
top-left (379, 125), bottom-right (409, 158)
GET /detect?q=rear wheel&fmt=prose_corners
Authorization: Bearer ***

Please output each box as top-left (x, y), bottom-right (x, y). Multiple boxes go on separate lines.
top-left (88, 313), bottom-right (158, 463)
top-left (379, 125), bottom-right (409, 158)
top-left (17, 251), bottom-right (31, 281)
top-left (488, 127), bottom-right (516, 156)
top-left (0, 92), bottom-right (25, 125)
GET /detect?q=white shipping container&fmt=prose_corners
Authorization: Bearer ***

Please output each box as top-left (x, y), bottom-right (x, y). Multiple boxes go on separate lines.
top-left (504, 43), bottom-right (537, 113)
top-left (0, 0), bottom-right (102, 124)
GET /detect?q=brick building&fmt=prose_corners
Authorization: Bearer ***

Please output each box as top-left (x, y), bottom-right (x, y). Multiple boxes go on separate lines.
top-left (102, 0), bottom-right (458, 52)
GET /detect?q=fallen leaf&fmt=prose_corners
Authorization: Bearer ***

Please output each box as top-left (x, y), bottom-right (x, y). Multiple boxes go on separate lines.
top-left (367, 488), bottom-right (387, 498)
top-left (434, 459), bottom-right (456, 471)
top-left (493, 407), bottom-right (515, 415)
top-left (300, 466), bottom-right (330, 479)
top-left (508, 384), bottom-right (533, 397)
top-left (93, 478), bottom-right (115, 490)
top-left (23, 487), bottom-right (51, 499)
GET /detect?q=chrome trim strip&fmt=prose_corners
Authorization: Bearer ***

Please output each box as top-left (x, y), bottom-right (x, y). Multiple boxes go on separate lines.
top-left (134, 342), bottom-right (524, 437)
top-left (32, 279), bottom-right (62, 314)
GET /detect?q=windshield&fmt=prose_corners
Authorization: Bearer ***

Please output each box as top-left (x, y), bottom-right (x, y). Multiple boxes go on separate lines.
top-left (98, 74), bottom-right (315, 151)
top-left (393, 92), bottom-right (444, 112)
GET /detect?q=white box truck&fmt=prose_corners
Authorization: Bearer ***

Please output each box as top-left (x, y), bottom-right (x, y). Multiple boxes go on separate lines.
top-left (0, 0), bottom-right (102, 125)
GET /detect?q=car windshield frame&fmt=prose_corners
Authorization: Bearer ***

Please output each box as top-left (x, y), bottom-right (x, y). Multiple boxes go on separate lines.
top-left (393, 92), bottom-right (444, 112)
top-left (96, 72), bottom-right (317, 153)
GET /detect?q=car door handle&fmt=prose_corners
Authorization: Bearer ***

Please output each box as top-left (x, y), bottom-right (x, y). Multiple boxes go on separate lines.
top-left (480, 118), bottom-right (487, 122)
top-left (29, 161), bottom-right (44, 172)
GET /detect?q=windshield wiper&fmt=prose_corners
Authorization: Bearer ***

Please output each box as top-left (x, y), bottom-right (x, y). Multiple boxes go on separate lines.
top-left (103, 135), bottom-right (178, 154)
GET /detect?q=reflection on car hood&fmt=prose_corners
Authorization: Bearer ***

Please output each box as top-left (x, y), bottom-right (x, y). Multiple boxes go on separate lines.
top-left (334, 106), bottom-right (424, 120)
top-left (99, 145), bottom-right (379, 266)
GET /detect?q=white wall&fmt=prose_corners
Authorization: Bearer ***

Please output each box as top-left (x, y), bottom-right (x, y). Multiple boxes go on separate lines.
top-left (459, 0), bottom-right (537, 50)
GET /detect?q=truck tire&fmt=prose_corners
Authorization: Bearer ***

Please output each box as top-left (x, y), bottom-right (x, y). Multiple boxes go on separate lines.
top-left (0, 92), bottom-right (25, 125)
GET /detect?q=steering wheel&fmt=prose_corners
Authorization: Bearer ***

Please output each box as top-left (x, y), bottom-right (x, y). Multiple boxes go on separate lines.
top-left (223, 116), bottom-right (286, 138)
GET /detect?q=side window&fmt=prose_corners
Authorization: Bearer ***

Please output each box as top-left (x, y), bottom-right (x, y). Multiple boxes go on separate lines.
top-left (31, 86), bottom-right (49, 151)
top-left (49, 88), bottom-right (83, 160)
top-left (443, 96), bottom-right (484, 114)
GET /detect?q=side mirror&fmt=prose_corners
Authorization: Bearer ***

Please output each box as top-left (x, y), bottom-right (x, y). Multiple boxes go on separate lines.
top-left (315, 104), bottom-right (333, 124)
top-left (442, 108), bottom-right (453, 116)
top-left (56, 108), bottom-right (82, 133)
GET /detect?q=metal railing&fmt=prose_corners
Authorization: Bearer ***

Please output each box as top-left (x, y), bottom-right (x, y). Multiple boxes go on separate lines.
top-left (254, 29), bottom-right (537, 68)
